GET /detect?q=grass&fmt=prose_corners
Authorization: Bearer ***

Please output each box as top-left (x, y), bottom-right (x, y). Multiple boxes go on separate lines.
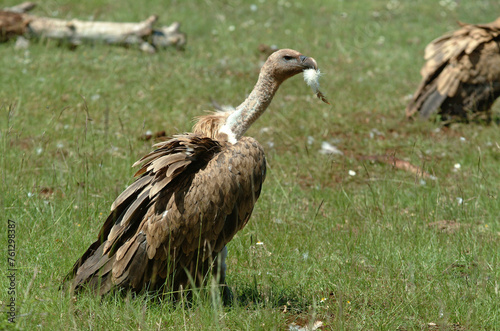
top-left (1, 0), bottom-right (500, 329)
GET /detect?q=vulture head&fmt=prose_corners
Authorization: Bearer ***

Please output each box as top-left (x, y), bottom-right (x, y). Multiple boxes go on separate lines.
top-left (215, 48), bottom-right (328, 142)
top-left (263, 48), bottom-right (318, 83)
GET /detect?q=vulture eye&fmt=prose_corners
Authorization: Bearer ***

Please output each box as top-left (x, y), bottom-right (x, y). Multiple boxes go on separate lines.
top-left (283, 55), bottom-right (294, 61)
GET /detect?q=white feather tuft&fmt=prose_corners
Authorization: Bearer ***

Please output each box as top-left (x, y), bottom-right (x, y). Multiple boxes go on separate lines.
top-left (303, 68), bottom-right (322, 93)
top-left (303, 68), bottom-right (330, 104)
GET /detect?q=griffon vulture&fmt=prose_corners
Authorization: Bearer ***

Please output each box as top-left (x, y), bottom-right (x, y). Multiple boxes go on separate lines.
top-left (406, 17), bottom-right (500, 122)
top-left (64, 49), bottom-right (328, 301)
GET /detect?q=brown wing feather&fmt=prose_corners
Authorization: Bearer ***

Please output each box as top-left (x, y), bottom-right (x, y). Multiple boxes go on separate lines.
top-left (406, 18), bottom-right (500, 119)
top-left (65, 134), bottom-right (266, 296)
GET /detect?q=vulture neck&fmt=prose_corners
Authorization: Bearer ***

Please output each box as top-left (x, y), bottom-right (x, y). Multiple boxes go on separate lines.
top-left (220, 72), bottom-right (281, 143)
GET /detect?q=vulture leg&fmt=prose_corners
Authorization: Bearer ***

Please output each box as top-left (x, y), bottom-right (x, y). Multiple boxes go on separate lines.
top-left (212, 246), bottom-right (233, 304)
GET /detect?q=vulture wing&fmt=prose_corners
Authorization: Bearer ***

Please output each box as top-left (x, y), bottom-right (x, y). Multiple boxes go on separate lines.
top-left (406, 18), bottom-right (500, 119)
top-left (66, 134), bottom-right (266, 295)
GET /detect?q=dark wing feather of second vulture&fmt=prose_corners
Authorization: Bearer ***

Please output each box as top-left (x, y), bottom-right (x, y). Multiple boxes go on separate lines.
top-left (406, 18), bottom-right (500, 121)
top-left (66, 134), bottom-right (266, 295)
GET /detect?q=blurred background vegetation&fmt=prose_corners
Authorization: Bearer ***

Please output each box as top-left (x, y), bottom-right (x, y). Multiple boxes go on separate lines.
top-left (1, 0), bottom-right (499, 329)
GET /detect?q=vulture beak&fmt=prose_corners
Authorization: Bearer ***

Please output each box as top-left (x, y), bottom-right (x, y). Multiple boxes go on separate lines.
top-left (299, 55), bottom-right (318, 71)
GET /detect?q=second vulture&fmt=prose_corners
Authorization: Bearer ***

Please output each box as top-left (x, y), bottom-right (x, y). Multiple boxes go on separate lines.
top-left (64, 49), bottom-right (328, 301)
top-left (406, 17), bottom-right (500, 122)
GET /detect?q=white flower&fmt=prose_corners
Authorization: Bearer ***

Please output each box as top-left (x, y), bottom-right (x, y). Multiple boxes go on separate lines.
top-left (348, 170), bottom-right (356, 176)
top-left (454, 163), bottom-right (461, 169)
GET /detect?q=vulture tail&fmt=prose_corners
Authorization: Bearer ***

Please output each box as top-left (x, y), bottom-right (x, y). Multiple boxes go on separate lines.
top-left (63, 240), bottom-right (116, 295)
top-left (419, 89), bottom-right (447, 119)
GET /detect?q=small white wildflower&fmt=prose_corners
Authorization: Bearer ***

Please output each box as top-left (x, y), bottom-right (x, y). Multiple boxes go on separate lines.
top-left (369, 128), bottom-right (384, 139)
top-left (307, 136), bottom-right (314, 145)
top-left (348, 170), bottom-right (356, 176)
top-left (386, 0), bottom-right (400, 10)
top-left (27, 192), bottom-right (34, 197)
top-left (228, 25), bottom-right (235, 32)
top-left (456, 197), bottom-right (463, 205)
top-left (419, 179), bottom-right (426, 186)
top-left (302, 252), bottom-right (309, 260)
top-left (250, 4), bottom-right (258, 11)
top-left (256, 241), bottom-right (264, 246)
top-left (459, 137), bottom-right (466, 142)
top-left (454, 163), bottom-right (461, 169)
top-left (15, 36), bottom-right (29, 50)
top-left (260, 127), bottom-right (270, 134)
top-left (36, 147), bottom-right (43, 155)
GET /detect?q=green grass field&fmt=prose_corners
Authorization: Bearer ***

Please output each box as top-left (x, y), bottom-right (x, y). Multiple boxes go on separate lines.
top-left (1, 0), bottom-right (499, 329)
